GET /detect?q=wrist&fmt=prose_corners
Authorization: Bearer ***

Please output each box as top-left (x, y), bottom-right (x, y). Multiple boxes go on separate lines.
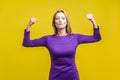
top-left (92, 22), bottom-right (98, 28)
top-left (26, 28), bottom-right (30, 31)
top-left (92, 21), bottom-right (97, 25)
top-left (26, 26), bottom-right (31, 31)
top-left (93, 24), bottom-right (98, 28)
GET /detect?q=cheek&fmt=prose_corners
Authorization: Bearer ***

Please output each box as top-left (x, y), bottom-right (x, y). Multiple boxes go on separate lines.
top-left (55, 20), bottom-right (59, 24)
top-left (63, 20), bottom-right (67, 25)
top-left (64, 20), bottom-right (67, 24)
top-left (63, 19), bottom-right (67, 23)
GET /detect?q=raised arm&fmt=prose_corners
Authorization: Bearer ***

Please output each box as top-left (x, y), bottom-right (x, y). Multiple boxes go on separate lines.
top-left (76, 14), bottom-right (101, 44)
top-left (22, 18), bottom-right (47, 47)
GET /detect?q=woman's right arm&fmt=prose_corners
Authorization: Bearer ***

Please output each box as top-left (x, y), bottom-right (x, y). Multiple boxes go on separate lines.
top-left (26, 18), bottom-right (37, 31)
top-left (22, 18), bottom-right (47, 47)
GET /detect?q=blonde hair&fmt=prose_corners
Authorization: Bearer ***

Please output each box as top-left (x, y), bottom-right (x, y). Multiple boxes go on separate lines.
top-left (52, 10), bottom-right (72, 34)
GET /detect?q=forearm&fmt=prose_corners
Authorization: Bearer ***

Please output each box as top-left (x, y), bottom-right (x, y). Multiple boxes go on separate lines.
top-left (92, 21), bottom-right (98, 28)
top-left (26, 25), bottom-right (31, 32)
top-left (93, 27), bottom-right (101, 41)
top-left (22, 30), bottom-right (31, 47)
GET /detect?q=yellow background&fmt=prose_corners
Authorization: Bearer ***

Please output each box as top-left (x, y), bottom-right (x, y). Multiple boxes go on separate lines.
top-left (0, 0), bottom-right (120, 80)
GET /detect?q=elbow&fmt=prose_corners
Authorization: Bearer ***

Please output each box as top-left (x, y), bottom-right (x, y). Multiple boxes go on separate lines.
top-left (22, 43), bottom-right (27, 47)
top-left (96, 37), bottom-right (102, 42)
top-left (94, 34), bottom-right (102, 42)
top-left (22, 40), bottom-right (31, 47)
top-left (22, 43), bottom-right (30, 47)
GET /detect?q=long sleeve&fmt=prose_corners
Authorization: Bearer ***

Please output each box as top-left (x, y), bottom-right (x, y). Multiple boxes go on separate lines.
top-left (76, 27), bottom-right (101, 44)
top-left (22, 30), bottom-right (47, 47)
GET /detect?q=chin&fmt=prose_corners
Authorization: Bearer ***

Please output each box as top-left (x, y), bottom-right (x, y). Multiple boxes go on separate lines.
top-left (56, 25), bottom-right (66, 29)
top-left (57, 26), bottom-right (66, 29)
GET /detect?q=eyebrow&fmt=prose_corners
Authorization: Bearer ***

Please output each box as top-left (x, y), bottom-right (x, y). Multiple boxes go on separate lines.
top-left (55, 15), bottom-right (66, 18)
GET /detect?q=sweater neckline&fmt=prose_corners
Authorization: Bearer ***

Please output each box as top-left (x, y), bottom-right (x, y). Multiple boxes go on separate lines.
top-left (53, 34), bottom-right (72, 38)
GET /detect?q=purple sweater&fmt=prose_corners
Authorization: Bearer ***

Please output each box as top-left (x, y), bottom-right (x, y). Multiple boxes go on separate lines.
top-left (23, 27), bottom-right (101, 80)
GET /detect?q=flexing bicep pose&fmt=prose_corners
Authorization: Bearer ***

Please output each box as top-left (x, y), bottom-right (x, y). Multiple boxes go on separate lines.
top-left (23, 10), bottom-right (101, 80)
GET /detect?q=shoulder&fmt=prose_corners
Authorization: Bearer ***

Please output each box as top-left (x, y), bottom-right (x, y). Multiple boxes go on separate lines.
top-left (70, 33), bottom-right (83, 37)
top-left (70, 33), bottom-right (86, 39)
top-left (36, 35), bottom-right (52, 41)
top-left (40, 34), bottom-right (52, 39)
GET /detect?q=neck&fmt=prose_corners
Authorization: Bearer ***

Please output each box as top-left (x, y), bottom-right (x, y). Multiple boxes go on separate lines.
top-left (56, 28), bottom-right (68, 36)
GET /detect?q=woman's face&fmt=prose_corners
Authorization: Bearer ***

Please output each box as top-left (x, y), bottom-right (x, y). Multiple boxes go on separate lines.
top-left (55, 12), bottom-right (67, 29)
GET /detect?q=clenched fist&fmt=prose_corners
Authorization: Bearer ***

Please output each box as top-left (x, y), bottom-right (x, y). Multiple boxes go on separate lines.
top-left (26, 18), bottom-right (37, 31)
top-left (87, 14), bottom-right (97, 28)
top-left (28, 18), bottom-right (37, 26)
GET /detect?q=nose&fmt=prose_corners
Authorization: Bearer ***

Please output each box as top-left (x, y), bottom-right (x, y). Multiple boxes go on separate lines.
top-left (59, 18), bottom-right (62, 23)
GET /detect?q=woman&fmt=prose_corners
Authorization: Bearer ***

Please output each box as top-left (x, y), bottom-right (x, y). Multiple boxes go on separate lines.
top-left (23, 10), bottom-right (101, 80)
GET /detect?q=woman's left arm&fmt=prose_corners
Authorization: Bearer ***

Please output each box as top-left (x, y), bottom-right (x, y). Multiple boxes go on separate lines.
top-left (76, 14), bottom-right (101, 44)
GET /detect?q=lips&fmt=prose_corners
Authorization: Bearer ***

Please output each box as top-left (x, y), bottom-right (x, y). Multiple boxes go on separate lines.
top-left (58, 23), bottom-right (64, 25)
top-left (58, 23), bottom-right (63, 25)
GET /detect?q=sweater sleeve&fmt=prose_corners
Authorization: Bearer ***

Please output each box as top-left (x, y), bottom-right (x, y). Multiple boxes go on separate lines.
top-left (22, 30), bottom-right (47, 47)
top-left (76, 27), bottom-right (101, 44)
